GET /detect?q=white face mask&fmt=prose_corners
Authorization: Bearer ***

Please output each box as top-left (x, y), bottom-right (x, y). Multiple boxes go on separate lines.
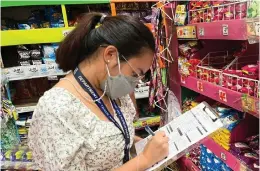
top-left (100, 54), bottom-right (140, 100)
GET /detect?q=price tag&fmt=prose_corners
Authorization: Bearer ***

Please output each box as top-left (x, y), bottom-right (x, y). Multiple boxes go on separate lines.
top-left (26, 65), bottom-right (40, 77)
top-left (219, 90), bottom-right (227, 102)
top-left (197, 81), bottom-right (203, 92)
top-left (220, 152), bottom-right (227, 161)
top-left (199, 28), bottom-right (204, 36)
top-left (8, 67), bottom-right (25, 79)
top-left (62, 30), bottom-right (72, 37)
top-left (47, 63), bottom-right (57, 74)
top-left (222, 24), bottom-right (228, 36)
top-left (254, 22), bottom-right (260, 36)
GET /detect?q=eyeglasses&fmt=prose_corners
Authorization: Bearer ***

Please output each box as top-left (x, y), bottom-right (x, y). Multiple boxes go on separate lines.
top-left (120, 55), bottom-right (145, 80)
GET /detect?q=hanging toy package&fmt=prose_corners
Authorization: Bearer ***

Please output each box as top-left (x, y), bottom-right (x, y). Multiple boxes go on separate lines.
top-left (166, 90), bottom-right (181, 123)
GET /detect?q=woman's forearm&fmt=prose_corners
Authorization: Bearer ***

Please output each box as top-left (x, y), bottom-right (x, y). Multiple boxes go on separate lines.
top-left (114, 153), bottom-right (150, 171)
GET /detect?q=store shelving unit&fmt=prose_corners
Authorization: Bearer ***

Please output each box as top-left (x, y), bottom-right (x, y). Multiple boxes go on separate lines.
top-left (181, 76), bottom-right (259, 118)
top-left (164, 0), bottom-right (260, 170)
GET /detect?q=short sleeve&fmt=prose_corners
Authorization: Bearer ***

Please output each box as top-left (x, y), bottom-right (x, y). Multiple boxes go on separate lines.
top-left (28, 88), bottom-right (98, 171)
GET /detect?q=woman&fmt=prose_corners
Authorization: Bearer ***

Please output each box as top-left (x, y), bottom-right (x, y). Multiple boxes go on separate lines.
top-left (28, 13), bottom-right (169, 171)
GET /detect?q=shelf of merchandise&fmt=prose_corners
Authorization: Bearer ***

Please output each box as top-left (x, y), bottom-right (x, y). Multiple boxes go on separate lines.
top-left (202, 137), bottom-right (251, 171)
top-left (3, 64), bottom-right (67, 81)
top-left (134, 116), bottom-right (160, 130)
top-left (14, 87), bottom-right (150, 114)
top-left (181, 76), bottom-right (259, 118)
top-left (1, 161), bottom-right (39, 170)
top-left (1, 0), bottom-right (109, 7)
top-left (15, 103), bottom-right (37, 114)
top-left (1, 23), bottom-right (153, 46)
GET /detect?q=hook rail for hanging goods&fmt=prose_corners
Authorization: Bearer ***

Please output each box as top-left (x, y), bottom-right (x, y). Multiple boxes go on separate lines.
top-left (195, 51), bottom-right (236, 86)
top-left (188, 0), bottom-right (248, 24)
top-left (222, 55), bottom-right (259, 98)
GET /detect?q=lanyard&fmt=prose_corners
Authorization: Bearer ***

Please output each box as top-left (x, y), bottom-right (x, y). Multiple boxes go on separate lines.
top-left (73, 67), bottom-right (130, 163)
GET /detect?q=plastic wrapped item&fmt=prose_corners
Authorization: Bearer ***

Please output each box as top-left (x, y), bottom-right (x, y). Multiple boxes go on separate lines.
top-left (174, 5), bottom-right (187, 26)
top-left (42, 45), bottom-right (55, 58)
top-left (29, 45), bottom-right (42, 60)
top-left (230, 142), bottom-right (251, 154)
top-left (17, 46), bottom-right (30, 60)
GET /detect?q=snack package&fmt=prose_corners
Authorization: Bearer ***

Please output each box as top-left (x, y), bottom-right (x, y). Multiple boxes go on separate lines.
top-left (174, 5), bottom-right (187, 26)
top-left (230, 142), bottom-right (251, 154)
top-left (29, 45), bottom-right (42, 60)
top-left (17, 23), bottom-right (31, 30)
top-left (17, 45), bottom-right (30, 60)
top-left (42, 45), bottom-right (55, 58)
top-left (247, 0), bottom-right (260, 18)
top-left (18, 60), bottom-right (31, 66)
top-left (242, 64), bottom-right (259, 76)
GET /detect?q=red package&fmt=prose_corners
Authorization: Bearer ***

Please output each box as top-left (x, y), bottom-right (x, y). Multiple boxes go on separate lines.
top-left (235, 3), bottom-right (247, 13)
top-left (235, 12), bottom-right (246, 19)
top-left (224, 12), bottom-right (234, 20)
top-left (240, 87), bottom-right (254, 96)
top-left (212, 1), bottom-right (225, 6)
top-left (242, 64), bottom-right (259, 75)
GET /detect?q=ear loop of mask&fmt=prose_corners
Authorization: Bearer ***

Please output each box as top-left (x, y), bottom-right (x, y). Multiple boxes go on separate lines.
top-left (105, 52), bottom-right (122, 76)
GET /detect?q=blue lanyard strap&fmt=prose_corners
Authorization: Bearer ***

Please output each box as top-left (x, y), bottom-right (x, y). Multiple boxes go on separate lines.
top-left (73, 67), bottom-right (130, 163)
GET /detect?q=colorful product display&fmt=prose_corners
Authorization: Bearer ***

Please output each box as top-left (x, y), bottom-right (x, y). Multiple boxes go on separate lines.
top-left (2, 6), bottom-right (64, 30)
top-left (200, 145), bottom-right (232, 171)
top-left (230, 135), bottom-right (259, 171)
top-left (189, 1), bottom-right (248, 24)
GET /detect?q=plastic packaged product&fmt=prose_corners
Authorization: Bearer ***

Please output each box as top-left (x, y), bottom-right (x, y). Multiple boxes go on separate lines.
top-left (242, 64), bottom-right (259, 75)
top-left (174, 5), bottom-right (187, 26)
top-left (230, 142), bottom-right (251, 154)
top-left (32, 60), bottom-right (42, 65)
top-left (245, 135), bottom-right (259, 143)
top-left (240, 152), bottom-right (259, 165)
top-left (17, 23), bottom-right (31, 30)
top-left (42, 45), bottom-right (55, 58)
top-left (17, 45), bottom-right (30, 60)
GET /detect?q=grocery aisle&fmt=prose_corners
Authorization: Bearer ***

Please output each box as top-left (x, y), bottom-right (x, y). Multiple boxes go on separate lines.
top-left (1, 0), bottom-right (259, 171)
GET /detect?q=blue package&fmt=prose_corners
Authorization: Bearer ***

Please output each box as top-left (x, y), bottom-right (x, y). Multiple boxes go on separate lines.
top-left (18, 24), bottom-right (30, 30)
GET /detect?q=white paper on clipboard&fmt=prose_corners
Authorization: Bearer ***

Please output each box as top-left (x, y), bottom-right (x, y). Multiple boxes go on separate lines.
top-left (135, 102), bottom-right (223, 171)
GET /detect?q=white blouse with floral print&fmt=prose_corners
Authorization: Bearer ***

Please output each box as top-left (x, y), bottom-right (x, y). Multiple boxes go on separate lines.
top-left (28, 87), bottom-right (136, 171)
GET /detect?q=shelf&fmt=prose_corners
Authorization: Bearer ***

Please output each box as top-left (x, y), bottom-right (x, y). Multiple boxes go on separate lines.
top-left (134, 116), bottom-right (160, 130)
top-left (191, 19), bottom-right (248, 40)
top-left (3, 64), bottom-right (67, 81)
top-left (1, 0), bottom-right (109, 7)
top-left (135, 86), bottom-right (149, 99)
top-left (13, 87), bottom-right (150, 113)
top-left (202, 137), bottom-right (251, 171)
top-left (181, 76), bottom-right (259, 118)
top-left (1, 23), bottom-right (152, 46)
top-left (1, 27), bottom-right (75, 46)
top-left (1, 160), bottom-right (39, 170)
top-left (111, 0), bottom-right (157, 2)
top-left (16, 103), bottom-right (37, 113)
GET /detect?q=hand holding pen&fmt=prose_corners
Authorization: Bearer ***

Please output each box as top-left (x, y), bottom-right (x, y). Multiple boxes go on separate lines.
top-left (140, 126), bottom-right (169, 169)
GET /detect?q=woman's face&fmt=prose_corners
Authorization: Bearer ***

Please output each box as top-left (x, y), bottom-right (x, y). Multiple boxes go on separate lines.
top-left (105, 48), bottom-right (154, 80)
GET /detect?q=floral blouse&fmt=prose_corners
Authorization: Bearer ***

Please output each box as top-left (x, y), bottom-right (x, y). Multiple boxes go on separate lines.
top-left (28, 87), bottom-right (136, 171)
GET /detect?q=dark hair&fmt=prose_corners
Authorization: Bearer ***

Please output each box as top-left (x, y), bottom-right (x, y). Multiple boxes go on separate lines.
top-left (56, 13), bottom-right (155, 72)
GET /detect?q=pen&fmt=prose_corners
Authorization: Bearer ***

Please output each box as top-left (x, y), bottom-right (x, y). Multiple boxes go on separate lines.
top-left (145, 125), bottom-right (155, 136)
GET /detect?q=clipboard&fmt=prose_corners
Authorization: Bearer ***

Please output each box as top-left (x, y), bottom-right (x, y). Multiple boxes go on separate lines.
top-left (135, 102), bottom-right (223, 171)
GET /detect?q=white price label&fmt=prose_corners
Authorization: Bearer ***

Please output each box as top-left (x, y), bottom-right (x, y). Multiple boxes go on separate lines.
top-left (47, 64), bottom-right (57, 74)
top-left (254, 22), bottom-right (260, 36)
top-left (199, 28), bottom-right (204, 36)
top-left (27, 65), bottom-right (39, 73)
top-left (12, 67), bottom-right (24, 74)
top-left (222, 24), bottom-right (228, 36)
top-left (63, 30), bottom-right (72, 37)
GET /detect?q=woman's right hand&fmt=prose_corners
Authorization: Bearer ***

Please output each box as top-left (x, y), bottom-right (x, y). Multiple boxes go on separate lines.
top-left (140, 131), bottom-right (169, 168)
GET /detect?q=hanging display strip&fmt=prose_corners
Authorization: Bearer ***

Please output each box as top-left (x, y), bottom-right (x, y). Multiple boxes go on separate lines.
top-left (246, 17), bottom-right (260, 44)
top-left (181, 76), bottom-right (259, 118)
top-left (133, 116), bottom-right (160, 130)
top-left (3, 64), bottom-right (67, 81)
top-left (202, 138), bottom-right (250, 171)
